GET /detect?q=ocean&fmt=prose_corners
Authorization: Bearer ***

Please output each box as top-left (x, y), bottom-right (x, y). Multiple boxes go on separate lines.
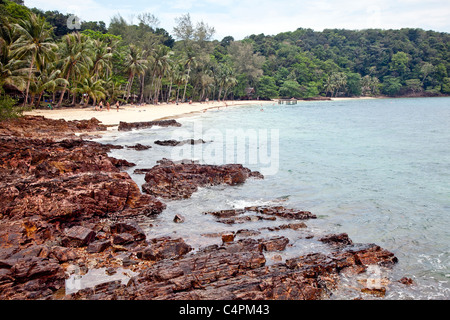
top-left (97, 97), bottom-right (450, 299)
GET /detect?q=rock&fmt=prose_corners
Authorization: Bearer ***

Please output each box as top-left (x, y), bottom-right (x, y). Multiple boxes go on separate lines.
top-left (319, 233), bottom-right (354, 247)
top-left (126, 143), bottom-right (151, 150)
top-left (142, 160), bottom-right (264, 199)
top-left (136, 237), bottom-right (192, 262)
top-left (262, 236), bottom-right (289, 251)
top-left (50, 246), bottom-right (79, 262)
top-left (65, 236), bottom-right (399, 300)
top-left (87, 240), bottom-right (111, 254)
top-left (398, 277), bottom-right (414, 285)
top-left (221, 233), bottom-right (235, 243)
top-left (118, 119), bottom-right (181, 131)
top-left (173, 214), bottom-right (185, 223)
top-left (0, 116), bottom-right (106, 140)
top-left (361, 287), bottom-right (386, 297)
top-left (205, 206), bottom-right (316, 225)
top-left (154, 139), bottom-right (206, 146)
top-left (62, 226), bottom-right (96, 247)
top-left (110, 221), bottom-right (146, 241)
top-left (113, 233), bottom-right (135, 245)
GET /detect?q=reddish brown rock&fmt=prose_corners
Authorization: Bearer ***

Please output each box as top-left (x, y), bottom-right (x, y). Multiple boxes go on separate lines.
top-left (136, 237), bottom-right (192, 262)
top-left (66, 236), bottom-right (398, 300)
top-left (118, 119), bottom-right (182, 131)
top-left (62, 226), bottom-right (96, 247)
top-left (154, 139), bottom-right (206, 146)
top-left (142, 161), bottom-right (264, 199)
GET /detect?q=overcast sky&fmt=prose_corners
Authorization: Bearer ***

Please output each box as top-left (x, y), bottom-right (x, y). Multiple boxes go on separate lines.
top-left (25, 0), bottom-right (450, 40)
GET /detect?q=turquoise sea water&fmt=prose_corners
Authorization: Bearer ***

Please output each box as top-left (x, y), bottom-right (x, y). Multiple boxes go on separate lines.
top-left (99, 97), bottom-right (450, 299)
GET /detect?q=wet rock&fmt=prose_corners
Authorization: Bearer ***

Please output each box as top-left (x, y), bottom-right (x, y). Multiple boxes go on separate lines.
top-left (118, 119), bottom-right (181, 131)
top-left (319, 233), bottom-right (354, 247)
top-left (245, 206), bottom-right (316, 220)
top-left (154, 139), bottom-right (206, 146)
top-left (398, 277), bottom-right (414, 285)
top-left (142, 161), bottom-right (264, 199)
top-left (62, 226), bottom-right (96, 247)
top-left (221, 233), bottom-right (235, 243)
top-left (361, 287), bottom-right (386, 297)
top-left (126, 143), bottom-right (151, 150)
top-left (262, 236), bottom-right (289, 251)
top-left (205, 206), bottom-right (316, 225)
top-left (173, 214), bottom-right (185, 223)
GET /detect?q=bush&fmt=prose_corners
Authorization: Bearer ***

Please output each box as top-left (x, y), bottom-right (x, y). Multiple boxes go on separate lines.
top-left (0, 95), bottom-right (26, 120)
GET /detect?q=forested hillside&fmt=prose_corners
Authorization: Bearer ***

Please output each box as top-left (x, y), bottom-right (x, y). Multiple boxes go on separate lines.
top-left (1, 0), bottom-right (449, 115)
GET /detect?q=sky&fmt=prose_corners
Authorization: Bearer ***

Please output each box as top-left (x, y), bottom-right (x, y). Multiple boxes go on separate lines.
top-left (25, 0), bottom-right (450, 40)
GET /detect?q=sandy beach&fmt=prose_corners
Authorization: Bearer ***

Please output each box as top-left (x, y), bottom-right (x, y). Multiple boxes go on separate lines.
top-left (24, 100), bottom-right (274, 126)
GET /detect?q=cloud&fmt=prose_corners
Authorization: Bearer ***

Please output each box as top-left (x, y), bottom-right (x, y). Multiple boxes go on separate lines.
top-left (25, 0), bottom-right (450, 39)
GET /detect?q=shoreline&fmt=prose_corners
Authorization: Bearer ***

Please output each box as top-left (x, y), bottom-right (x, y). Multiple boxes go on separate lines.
top-left (24, 100), bottom-right (274, 126)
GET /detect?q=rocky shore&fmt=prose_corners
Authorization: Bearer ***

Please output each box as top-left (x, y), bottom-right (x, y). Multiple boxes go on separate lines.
top-left (0, 116), bottom-right (410, 300)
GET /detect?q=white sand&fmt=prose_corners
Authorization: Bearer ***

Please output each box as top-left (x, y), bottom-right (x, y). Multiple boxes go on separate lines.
top-left (25, 100), bottom-right (273, 126)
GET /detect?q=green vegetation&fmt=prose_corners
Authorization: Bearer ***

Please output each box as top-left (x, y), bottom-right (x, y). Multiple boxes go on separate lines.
top-left (1, 0), bottom-right (450, 118)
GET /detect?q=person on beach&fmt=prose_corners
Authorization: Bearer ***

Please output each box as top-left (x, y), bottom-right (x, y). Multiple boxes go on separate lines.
top-left (99, 101), bottom-right (103, 111)
top-left (106, 101), bottom-right (110, 111)
top-left (115, 101), bottom-right (120, 112)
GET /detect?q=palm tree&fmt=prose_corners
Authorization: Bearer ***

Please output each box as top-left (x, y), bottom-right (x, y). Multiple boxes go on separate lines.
top-left (91, 39), bottom-right (113, 80)
top-left (32, 66), bottom-right (69, 107)
top-left (56, 33), bottom-right (93, 106)
top-left (182, 50), bottom-right (196, 102)
top-left (151, 45), bottom-right (173, 103)
top-left (0, 17), bottom-right (27, 95)
top-left (73, 75), bottom-right (106, 106)
top-left (124, 45), bottom-right (148, 104)
top-left (105, 77), bottom-right (125, 103)
top-left (10, 13), bottom-right (57, 105)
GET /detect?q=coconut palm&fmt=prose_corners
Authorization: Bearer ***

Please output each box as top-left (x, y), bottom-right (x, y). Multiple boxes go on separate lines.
top-left (151, 45), bottom-right (173, 103)
top-left (123, 45), bottom-right (148, 103)
top-left (10, 13), bottom-right (57, 105)
top-left (73, 75), bottom-right (106, 106)
top-left (32, 67), bottom-right (69, 107)
top-left (181, 49), bottom-right (196, 102)
top-left (56, 33), bottom-right (93, 106)
top-left (91, 39), bottom-right (113, 80)
top-left (0, 18), bottom-right (27, 95)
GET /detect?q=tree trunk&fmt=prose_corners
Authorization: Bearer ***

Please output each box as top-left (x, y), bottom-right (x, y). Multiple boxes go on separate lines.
top-left (167, 80), bottom-right (173, 103)
top-left (126, 74), bottom-right (134, 103)
top-left (182, 68), bottom-right (191, 102)
top-left (23, 54), bottom-right (35, 106)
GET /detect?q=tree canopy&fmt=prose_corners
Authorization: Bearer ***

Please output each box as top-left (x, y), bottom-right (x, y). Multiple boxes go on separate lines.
top-left (1, 0), bottom-right (450, 118)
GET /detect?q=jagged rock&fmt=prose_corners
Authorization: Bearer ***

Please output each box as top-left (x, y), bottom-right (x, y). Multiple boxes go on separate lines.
top-left (113, 233), bottom-right (135, 245)
top-left (205, 206), bottom-right (316, 225)
top-left (319, 233), bottom-right (354, 247)
top-left (110, 221), bottom-right (146, 241)
top-left (118, 119), bottom-right (181, 131)
top-left (126, 143), bottom-right (151, 150)
top-left (173, 214), bottom-right (185, 223)
top-left (65, 236), bottom-right (398, 300)
top-left (87, 240), bottom-right (111, 254)
top-left (221, 233), bottom-right (235, 243)
top-left (62, 226), bottom-right (96, 247)
top-left (154, 139), bottom-right (206, 146)
top-left (136, 237), bottom-right (192, 262)
top-left (142, 160), bottom-right (264, 199)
